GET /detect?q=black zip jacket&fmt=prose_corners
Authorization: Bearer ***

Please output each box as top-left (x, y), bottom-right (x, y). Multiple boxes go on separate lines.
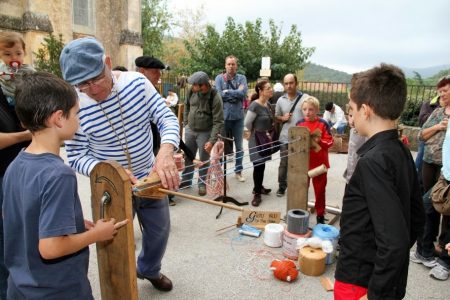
top-left (335, 130), bottom-right (425, 300)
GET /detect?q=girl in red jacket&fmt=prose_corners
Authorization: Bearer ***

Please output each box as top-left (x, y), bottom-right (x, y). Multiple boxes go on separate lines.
top-left (296, 96), bottom-right (334, 224)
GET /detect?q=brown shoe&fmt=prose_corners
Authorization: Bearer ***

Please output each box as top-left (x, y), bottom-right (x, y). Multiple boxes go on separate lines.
top-left (137, 272), bottom-right (173, 292)
top-left (252, 193), bottom-right (262, 207)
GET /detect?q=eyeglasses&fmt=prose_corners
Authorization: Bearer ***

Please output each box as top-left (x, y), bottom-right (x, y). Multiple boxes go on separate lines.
top-left (75, 69), bottom-right (107, 92)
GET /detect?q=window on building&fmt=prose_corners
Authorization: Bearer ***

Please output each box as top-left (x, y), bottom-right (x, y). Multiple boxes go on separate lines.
top-left (73, 0), bottom-right (95, 34)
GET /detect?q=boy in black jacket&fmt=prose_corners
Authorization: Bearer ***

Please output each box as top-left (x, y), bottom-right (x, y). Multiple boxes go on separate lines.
top-left (334, 64), bottom-right (425, 300)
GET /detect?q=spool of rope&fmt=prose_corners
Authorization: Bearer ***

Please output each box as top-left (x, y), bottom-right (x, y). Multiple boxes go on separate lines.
top-left (307, 164), bottom-right (327, 178)
top-left (205, 141), bottom-right (226, 196)
top-left (312, 224), bottom-right (340, 265)
top-left (282, 228), bottom-right (312, 260)
top-left (287, 209), bottom-right (309, 235)
top-left (264, 223), bottom-right (284, 248)
top-left (298, 246), bottom-right (326, 276)
top-left (270, 259), bottom-right (299, 282)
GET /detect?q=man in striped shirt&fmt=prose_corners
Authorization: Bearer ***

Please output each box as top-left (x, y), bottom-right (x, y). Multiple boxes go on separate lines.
top-left (60, 37), bottom-right (180, 292)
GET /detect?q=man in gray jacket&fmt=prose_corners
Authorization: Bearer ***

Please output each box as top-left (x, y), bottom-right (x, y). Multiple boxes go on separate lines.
top-left (181, 71), bottom-right (224, 196)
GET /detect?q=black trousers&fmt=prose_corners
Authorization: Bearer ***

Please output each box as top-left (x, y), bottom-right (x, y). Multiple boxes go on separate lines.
top-left (252, 162), bottom-right (266, 194)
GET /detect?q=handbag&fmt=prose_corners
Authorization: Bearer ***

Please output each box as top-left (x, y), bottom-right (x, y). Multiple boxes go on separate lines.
top-left (254, 127), bottom-right (280, 157)
top-left (431, 174), bottom-right (450, 215)
top-left (254, 104), bottom-right (280, 157)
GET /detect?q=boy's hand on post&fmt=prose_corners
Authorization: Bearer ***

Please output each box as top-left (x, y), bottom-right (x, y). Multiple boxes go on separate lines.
top-left (84, 220), bottom-right (95, 230)
top-left (93, 218), bottom-right (117, 241)
top-left (93, 218), bottom-right (129, 242)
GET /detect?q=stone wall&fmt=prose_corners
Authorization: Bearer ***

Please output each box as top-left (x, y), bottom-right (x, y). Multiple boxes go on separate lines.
top-left (0, 0), bottom-right (143, 70)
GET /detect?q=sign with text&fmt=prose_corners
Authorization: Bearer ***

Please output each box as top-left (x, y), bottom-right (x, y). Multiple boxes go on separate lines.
top-left (261, 57), bottom-right (271, 69)
top-left (242, 210), bottom-right (281, 229)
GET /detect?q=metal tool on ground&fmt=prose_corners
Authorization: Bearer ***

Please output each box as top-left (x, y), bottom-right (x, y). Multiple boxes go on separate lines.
top-left (214, 134), bottom-right (248, 219)
top-left (216, 216), bottom-right (243, 232)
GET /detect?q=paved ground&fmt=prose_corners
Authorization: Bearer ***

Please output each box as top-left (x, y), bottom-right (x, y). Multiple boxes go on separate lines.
top-left (67, 145), bottom-right (449, 300)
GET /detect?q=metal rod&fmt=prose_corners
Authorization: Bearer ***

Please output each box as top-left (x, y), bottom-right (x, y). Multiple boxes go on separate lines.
top-left (308, 201), bottom-right (341, 215)
top-left (158, 188), bottom-right (244, 212)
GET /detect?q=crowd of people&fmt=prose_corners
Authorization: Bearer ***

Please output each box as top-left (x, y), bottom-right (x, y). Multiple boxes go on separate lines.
top-left (0, 32), bottom-right (450, 299)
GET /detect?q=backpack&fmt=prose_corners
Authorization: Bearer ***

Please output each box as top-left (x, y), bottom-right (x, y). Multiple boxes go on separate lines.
top-left (186, 87), bottom-right (218, 114)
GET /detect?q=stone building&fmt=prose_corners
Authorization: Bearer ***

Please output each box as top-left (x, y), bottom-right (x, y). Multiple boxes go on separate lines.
top-left (0, 0), bottom-right (142, 70)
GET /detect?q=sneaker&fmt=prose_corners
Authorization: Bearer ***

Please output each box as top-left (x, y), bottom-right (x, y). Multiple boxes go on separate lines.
top-left (235, 173), bottom-right (246, 182)
top-left (276, 188), bottom-right (286, 197)
top-left (409, 250), bottom-right (438, 268)
top-left (429, 263), bottom-right (449, 281)
top-left (198, 186), bottom-right (206, 196)
top-left (169, 198), bottom-right (176, 206)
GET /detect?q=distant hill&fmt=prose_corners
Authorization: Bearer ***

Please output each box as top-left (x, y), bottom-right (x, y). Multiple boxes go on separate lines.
top-left (303, 63), bottom-right (352, 83)
top-left (401, 64), bottom-right (450, 78)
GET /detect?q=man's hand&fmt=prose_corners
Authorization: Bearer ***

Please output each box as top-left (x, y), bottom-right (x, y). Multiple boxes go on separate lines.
top-left (280, 113), bottom-right (291, 122)
top-left (204, 142), bottom-right (213, 153)
top-left (154, 143), bottom-right (180, 190)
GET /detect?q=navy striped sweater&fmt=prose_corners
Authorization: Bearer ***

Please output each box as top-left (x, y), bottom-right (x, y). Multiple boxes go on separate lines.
top-left (65, 71), bottom-right (180, 179)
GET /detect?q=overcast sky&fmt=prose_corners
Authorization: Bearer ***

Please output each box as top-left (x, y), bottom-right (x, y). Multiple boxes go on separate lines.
top-left (167, 0), bottom-right (450, 74)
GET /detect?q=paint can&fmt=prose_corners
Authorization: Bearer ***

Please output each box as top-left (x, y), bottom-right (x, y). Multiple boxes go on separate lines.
top-left (282, 228), bottom-right (312, 260)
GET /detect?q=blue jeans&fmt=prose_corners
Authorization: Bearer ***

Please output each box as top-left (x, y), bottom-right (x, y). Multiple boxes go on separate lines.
top-left (134, 196), bottom-right (170, 278)
top-left (415, 141), bottom-right (425, 170)
top-left (0, 177), bottom-right (8, 300)
top-left (416, 189), bottom-right (441, 258)
top-left (224, 118), bottom-right (244, 173)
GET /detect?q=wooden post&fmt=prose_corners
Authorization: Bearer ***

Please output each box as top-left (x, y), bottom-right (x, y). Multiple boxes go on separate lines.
top-left (90, 161), bottom-right (138, 300)
top-left (286, 126), bottom-right (310, 212)
top-left (178, 103), bottom-right (184, 138)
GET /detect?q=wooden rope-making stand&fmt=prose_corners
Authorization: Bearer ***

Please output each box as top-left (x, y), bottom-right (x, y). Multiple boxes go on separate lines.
top-left (89, 126), bottom-right (341, 299)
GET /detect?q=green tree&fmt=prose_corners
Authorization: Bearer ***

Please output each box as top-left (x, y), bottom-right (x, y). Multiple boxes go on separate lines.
top-left (181, 17), bottom-right (314, 80)
top-left (141, 0), bottom-right (172, 57)
top-left (34, 33), bottom-right (65, 78)
top-left (413, 71), bottom-right (424, 85)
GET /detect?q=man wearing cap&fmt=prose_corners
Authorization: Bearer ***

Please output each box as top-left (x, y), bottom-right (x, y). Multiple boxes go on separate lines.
top-left (60, 37), bottom-right (179, 292)
top-left (214, 55), bottom-right (248, 182)
top-left (135, 56), bottom-right (165, 89)
top-left (135, 56), bottom-right (168, 156)
top-left (181, 71), bottom-right (223, 196)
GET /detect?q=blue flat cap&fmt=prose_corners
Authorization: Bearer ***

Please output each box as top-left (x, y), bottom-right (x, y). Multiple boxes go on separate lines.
top-left (135, 56), bottom-right (165, 69)
top-left (188, 71), bottom-right (209, 85)
top-left (60, 37), bottom-right (105, 85)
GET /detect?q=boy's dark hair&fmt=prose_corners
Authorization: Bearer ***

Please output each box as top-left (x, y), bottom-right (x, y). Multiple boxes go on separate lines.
top-left (325, 102), bottom-right (334, 111)
top-left (350, 63), bottom-right (406, 120)
top-left (437, 75), bottom-right (450, 89)
top-left (15, 72), bottom-right (78, 133)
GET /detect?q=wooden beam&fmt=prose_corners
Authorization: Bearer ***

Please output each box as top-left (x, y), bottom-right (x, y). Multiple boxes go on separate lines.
top-left (90, 161), bottom-right (138, 300)
top-left (287, 126), bottom-right (310, 212)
